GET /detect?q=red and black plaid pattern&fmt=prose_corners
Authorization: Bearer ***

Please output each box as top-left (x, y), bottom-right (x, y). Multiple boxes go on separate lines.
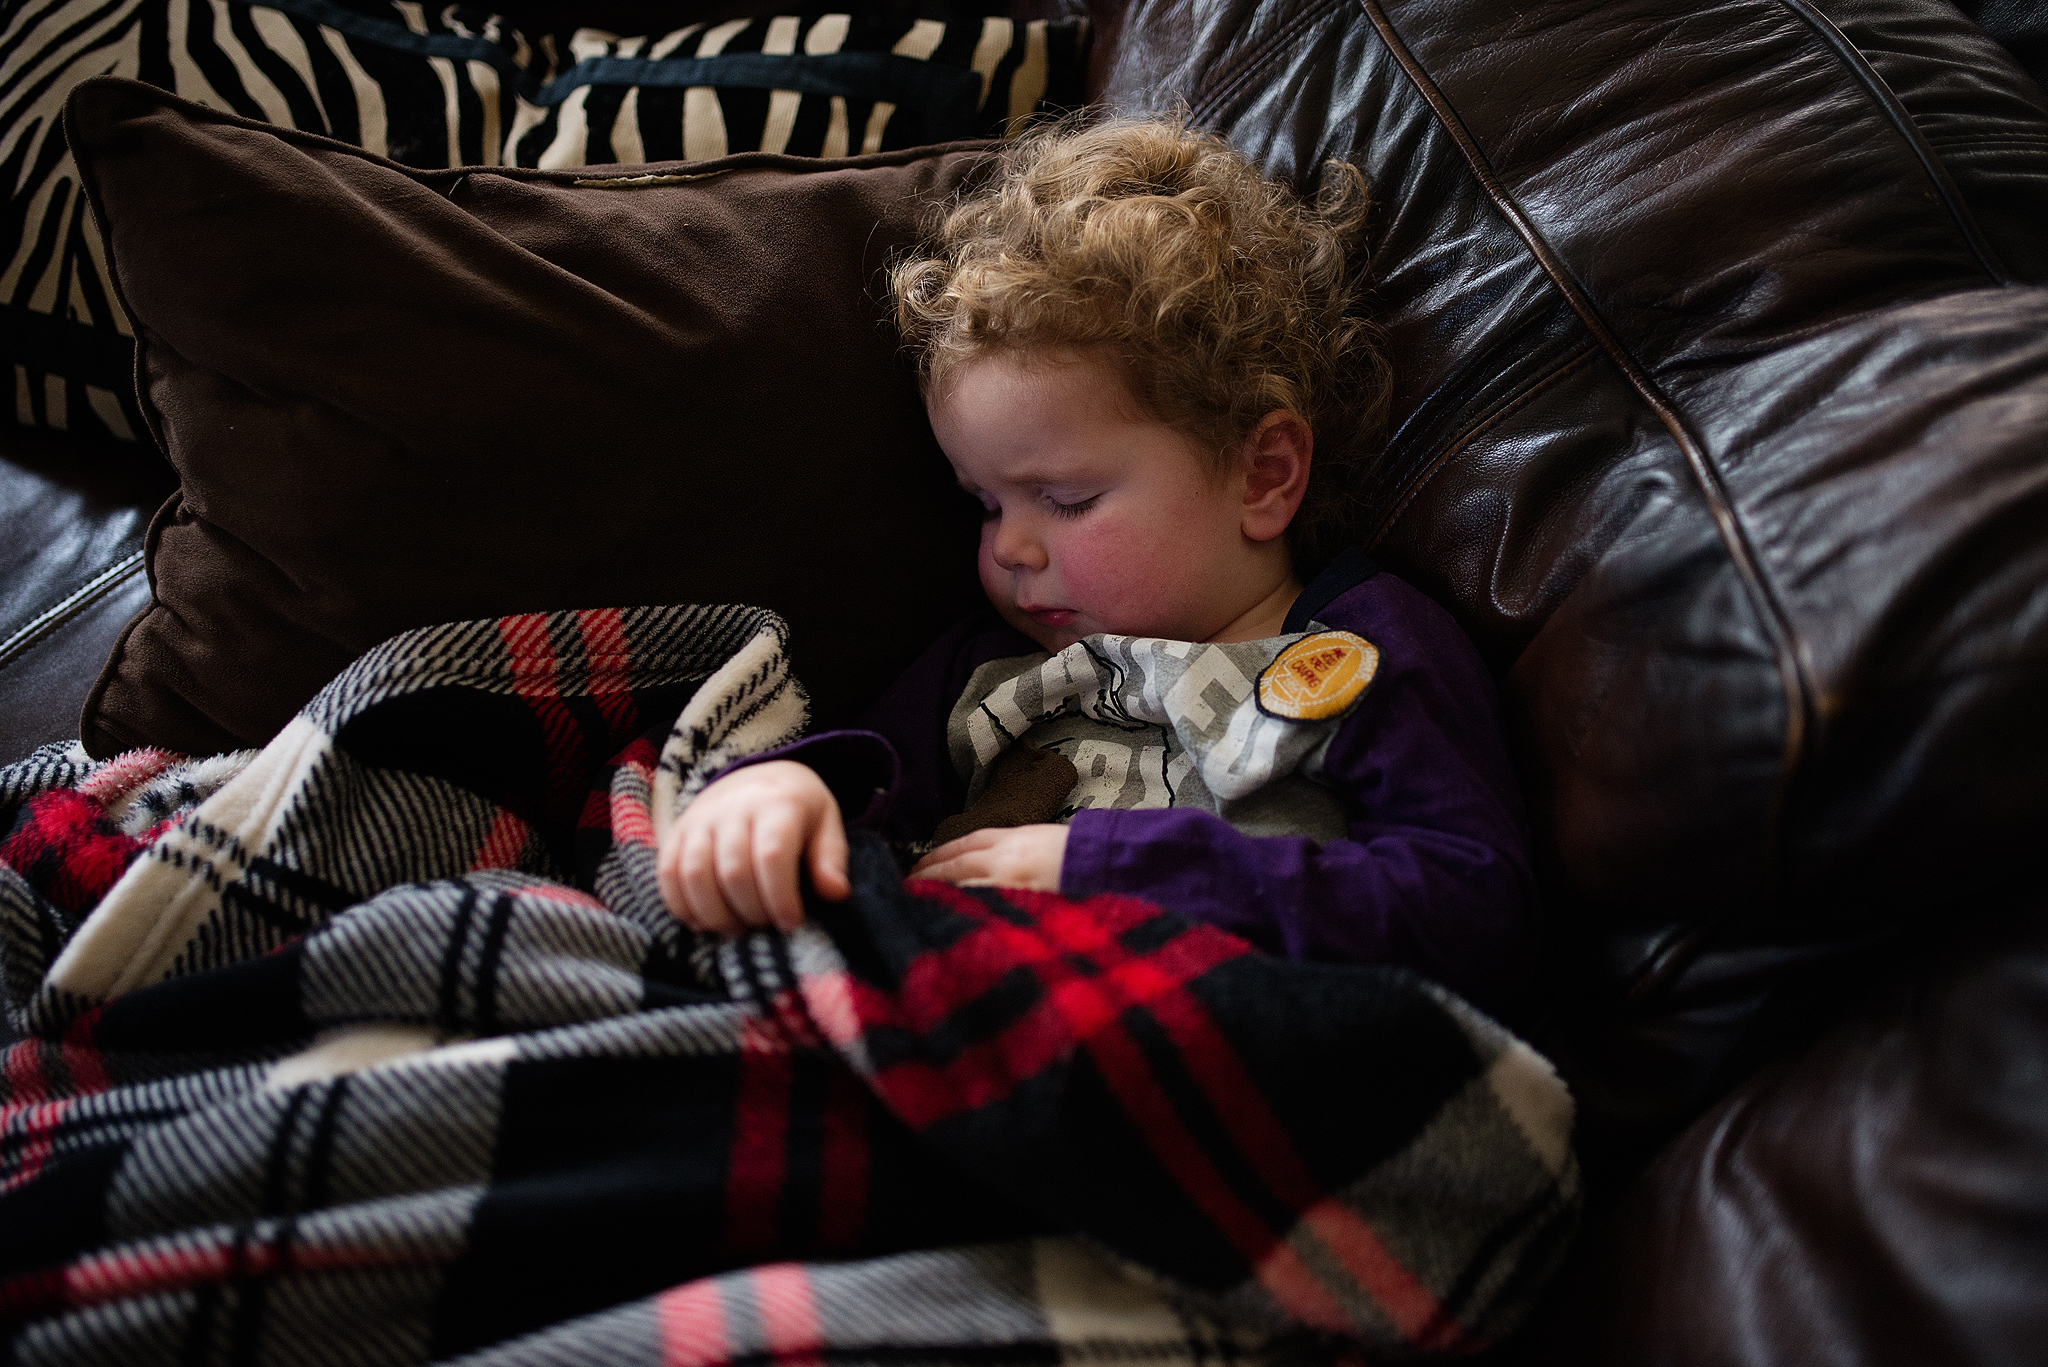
top-left (0, 790), bottom-right (148, 915)
top-left (0, 746), bottom-right (203, 1005)
top-left (0, 603), bottom-right (1578, 1365)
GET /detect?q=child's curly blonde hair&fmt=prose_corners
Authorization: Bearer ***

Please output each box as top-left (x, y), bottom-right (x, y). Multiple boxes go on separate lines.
top-left (890, 116), bottom-right (1391, 570)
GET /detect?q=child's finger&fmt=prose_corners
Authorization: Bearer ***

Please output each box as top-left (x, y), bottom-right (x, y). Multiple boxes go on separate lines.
top-left (752, 807), bottom-right (807, 931)
top-left (909, 846), bottom-right (988, 886)
top-left (909, 829), bottom-right (995, 876)
top-left (911, 825), bottom-right (1065, 892)
top-left (682, 822), bottom-right (746, 937)
top-left (809, 805), bottom-right (851, 902)
top-left (715, 817), bottom-right (772, 928)
top-left (656, 822), bottom-right (687, 921)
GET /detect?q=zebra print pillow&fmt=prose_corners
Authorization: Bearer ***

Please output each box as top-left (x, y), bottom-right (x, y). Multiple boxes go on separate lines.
top-left (513, 14), bottom-right (1087, 169)
top-left (0, 1), bottom-right (1088, 444)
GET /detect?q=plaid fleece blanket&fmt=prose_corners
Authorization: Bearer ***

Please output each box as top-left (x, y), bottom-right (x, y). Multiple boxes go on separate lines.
top-left (0, 604), bottom-right (1580, 1366)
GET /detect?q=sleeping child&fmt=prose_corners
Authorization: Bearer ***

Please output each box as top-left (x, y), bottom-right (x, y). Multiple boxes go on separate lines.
top-left (655, 118), bottom-right (1538, 1013)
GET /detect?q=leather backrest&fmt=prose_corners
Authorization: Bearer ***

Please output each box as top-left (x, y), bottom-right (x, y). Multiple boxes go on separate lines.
top-left (1091, 0), bottom-right (2048, 1146)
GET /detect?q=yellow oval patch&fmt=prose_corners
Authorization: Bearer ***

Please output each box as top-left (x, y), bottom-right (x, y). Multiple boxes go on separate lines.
top-left (1257, 630), bottom-right (1379, 721)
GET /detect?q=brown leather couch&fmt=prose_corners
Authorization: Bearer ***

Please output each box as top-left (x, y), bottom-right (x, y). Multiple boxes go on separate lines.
top-left (4, 1), bottom-right (2045, 1362)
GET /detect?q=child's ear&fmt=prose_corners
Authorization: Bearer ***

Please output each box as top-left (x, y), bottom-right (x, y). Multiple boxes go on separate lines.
top-left (1239, 410), bottom-right (1313, 542)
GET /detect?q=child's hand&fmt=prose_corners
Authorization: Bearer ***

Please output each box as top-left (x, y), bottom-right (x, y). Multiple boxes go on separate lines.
top-left (657, 761), bottom-right (851, 936)
top-left (909, 824), bottom-right (1068, 892)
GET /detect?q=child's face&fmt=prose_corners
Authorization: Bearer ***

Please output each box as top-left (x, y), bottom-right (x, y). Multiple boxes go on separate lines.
top-left (928, 350), bottom-right (1286, 652)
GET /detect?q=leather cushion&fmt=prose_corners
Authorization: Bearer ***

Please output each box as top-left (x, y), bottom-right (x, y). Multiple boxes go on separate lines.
top-left (1089, 0), bottom-right (2048, 1136)
top-left (1547, 899), bottom-right (2048, 1366)
top-left (66, 77), bottom-right (992, 756)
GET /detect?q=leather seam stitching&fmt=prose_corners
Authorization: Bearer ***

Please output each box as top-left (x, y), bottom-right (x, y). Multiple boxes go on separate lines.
top-left (1920, 133), bottom-right (2048, 150)
top-left (1187, 0), bottom-right (1348, 128)
top-left (1773, 0), bottom-right (2016, 286)
top-left (0, 548), bottom-right (147, 674)
top-left (1354, 0), bottom-right (1819, 895)
top-left (1369, 340), bottom-right (1600, 548)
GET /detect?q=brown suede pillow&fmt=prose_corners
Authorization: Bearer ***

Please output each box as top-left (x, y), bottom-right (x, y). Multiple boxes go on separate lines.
top-left (66, 77), bottom-right (992, 758)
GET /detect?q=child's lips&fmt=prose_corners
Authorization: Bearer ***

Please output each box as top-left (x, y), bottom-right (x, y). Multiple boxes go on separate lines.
top-left (1024, 607), bottom-right (1077, 626)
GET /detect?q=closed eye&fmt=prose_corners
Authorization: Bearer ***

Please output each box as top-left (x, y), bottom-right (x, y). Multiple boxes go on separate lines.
top-left (1044, 493), bottom-right (1100, 519)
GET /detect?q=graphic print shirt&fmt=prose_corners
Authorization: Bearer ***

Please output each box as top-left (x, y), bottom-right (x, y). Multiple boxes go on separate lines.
top-left (945, 628), bottom-right (1385, 843)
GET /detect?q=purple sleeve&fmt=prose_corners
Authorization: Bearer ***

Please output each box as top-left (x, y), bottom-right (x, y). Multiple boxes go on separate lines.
top-left (1057, 575), bottom-right (1539, 1016)
top-left (722, 609), bottom-right (1039, 843)
top-left (843, 608), bottom-right (1041, 843)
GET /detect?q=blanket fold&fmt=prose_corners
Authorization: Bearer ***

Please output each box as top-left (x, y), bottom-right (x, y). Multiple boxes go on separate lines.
top-left (1, 604), bottom-right (1577, 1366)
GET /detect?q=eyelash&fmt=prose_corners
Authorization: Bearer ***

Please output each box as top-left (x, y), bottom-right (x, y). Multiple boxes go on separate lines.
top-left (976, 494), bottom-right (1100, 520)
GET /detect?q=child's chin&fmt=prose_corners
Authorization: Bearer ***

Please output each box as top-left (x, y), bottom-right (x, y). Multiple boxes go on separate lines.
top-left (1033, 620), bottom-right (1091, 651)
top-left (998, 608), bottom-right (1076, 652)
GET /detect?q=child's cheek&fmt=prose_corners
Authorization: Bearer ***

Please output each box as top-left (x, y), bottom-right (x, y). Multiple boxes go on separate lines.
top-left (1055, 521), bottom-right (1124, 605)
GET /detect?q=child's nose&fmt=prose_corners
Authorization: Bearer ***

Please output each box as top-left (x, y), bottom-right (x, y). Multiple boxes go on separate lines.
top-left (988, 515), bottom-right (1049, 571)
